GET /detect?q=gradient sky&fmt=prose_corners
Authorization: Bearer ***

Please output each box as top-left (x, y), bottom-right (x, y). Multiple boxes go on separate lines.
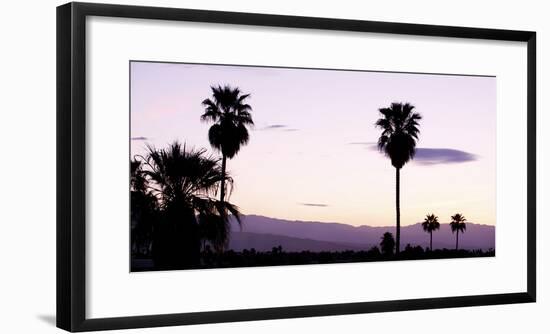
top-left (130, 61), bottom-right (496, 227)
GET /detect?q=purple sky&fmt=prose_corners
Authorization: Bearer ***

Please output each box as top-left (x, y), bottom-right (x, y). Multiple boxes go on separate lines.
top-left (130, 61), bottom-right (496, 227)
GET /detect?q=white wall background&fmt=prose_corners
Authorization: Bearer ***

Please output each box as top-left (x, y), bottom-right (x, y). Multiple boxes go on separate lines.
top-left (0, 0), bottom-right (546, 333)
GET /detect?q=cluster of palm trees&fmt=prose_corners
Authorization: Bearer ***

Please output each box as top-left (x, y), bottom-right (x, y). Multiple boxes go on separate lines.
top-left (422, 213), bottom-right (468, 250)
top-left (130, 85), bottom-right (254, 269)
top-left (378, 212), bottom-right (468, 257)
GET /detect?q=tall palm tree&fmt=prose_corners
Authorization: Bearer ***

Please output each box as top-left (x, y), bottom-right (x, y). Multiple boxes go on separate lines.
top-left (201, 85), bottom-right (254, 204)
top-left (421, 213), bottom-right (440, 251)
top-left (449, 213), bottom-right (467, 251)
top-left (375, 102), bottom-right (422, 254)
top-left (139, 142), bottom-right (241, 268)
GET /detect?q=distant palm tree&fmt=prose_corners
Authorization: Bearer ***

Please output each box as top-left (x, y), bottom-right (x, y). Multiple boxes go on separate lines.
top-left (201, 85), bottom-right (254, 204)
top-left (375, 102), bottom-right (422, 254)
top-left (380, 232), bottom-right (396, 256)
top-left (421, 213), bottom-right (440, 251)
top-left (449, 213), bottom-right (467, 250)
top-left (140, 142), bottom-right (241, 268)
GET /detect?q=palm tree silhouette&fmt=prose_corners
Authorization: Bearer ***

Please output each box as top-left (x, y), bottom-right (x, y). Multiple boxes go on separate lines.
top-left (380, 232), bottom-right (396, 256)
top-left (449, 213), bottom-right (467, 250)
top-left (130, 158), bottom-right (158, 256)
top-left (130, 158), bottom-right (148, 193)
top-left (421, 213), bottom-right (440, 251)
top-left (201, 85), bottom-right (254, 204)
top-left (139, 141), bottom-right (241, 268)
top-left (198, 213), bottom-right (232, 253)
top-left (375, 102), bottom-right (421, 254)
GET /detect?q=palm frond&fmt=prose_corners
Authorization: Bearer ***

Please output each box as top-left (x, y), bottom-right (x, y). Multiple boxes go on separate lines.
top-left (449, 213), bottom-right (467, 233)
top-left (421, 213), bottom-right (440, 232)
top-left (375, 102), bottom-right (422, 169)
top-left (200, 98), bottom-right (221, 122)
top-left (201, 84), bottom-right (254, 159)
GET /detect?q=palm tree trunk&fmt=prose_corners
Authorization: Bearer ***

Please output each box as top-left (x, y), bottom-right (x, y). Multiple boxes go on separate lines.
top-left (456, 231), bottom-right (459, 251)
top-left (395, 167), bottom-right (400, 254)
top-left (430, 231), bottom-right (433, 251)
top-left (220, 154), bottom-right (226, 203)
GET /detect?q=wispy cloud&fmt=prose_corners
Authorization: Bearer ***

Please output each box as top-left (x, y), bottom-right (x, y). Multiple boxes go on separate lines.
top-left (258, 124), bottom-right (299, 132)
top-left (262, 124), bottom-right (287, 130)
top-left (131, 136), bottom-right (149, 141)
top-left (413, 148), bottom-right (478, 165)
top-left (299, 202), bottom-right (329, 207)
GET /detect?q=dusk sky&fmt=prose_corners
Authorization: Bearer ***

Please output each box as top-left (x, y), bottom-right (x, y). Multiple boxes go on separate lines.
top-left (130, 61), bottom-right (496, 227)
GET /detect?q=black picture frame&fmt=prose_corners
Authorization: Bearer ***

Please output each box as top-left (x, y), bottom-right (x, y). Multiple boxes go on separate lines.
top-left (57, 2), bottom-right (536, 332)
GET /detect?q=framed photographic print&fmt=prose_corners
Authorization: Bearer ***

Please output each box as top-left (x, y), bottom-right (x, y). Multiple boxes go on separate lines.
top-left (56, 2), bottom-right (536, 332)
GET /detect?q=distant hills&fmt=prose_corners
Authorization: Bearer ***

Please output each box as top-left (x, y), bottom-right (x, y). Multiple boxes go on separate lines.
top-left (229, 232), bottom-right (368, 252)
top-left (229, 215), bottom-right (495, 252)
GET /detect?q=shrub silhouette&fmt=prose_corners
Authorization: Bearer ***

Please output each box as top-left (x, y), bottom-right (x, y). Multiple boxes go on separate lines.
top-left (380, 232), bottom-right (396, 256)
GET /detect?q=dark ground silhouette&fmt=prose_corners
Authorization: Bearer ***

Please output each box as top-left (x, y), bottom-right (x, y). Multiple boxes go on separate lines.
top-left (131, 245), bottom-right (494, 271)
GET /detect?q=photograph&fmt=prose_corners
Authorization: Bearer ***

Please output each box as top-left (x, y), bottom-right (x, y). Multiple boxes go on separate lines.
top-left (129, 61), bottom-right (496, 272)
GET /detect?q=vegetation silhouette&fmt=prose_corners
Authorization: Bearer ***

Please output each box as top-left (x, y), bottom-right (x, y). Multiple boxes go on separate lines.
top-left (375, 102), bottom-right (422, 254)
top-left (201, 85), bottom-right (254, 204)
top-left (132, 246), bottom-right (494, 271)
top-left (421, 213), bottom-right (441, 251)
top-left (132, 142), bottom-right (242, 270)
top-left (450, 213), bottom-right (467, 250)
top-left (380, 232), bottom-right (396, 256)
top-left (129, 87), bottom-right (492, 271)
top-left (130, 159), bottom-right (158, 256)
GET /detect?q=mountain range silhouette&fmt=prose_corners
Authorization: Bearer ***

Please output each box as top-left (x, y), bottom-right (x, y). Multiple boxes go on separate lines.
top-left (229, 215), bottom-right (495, 252)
